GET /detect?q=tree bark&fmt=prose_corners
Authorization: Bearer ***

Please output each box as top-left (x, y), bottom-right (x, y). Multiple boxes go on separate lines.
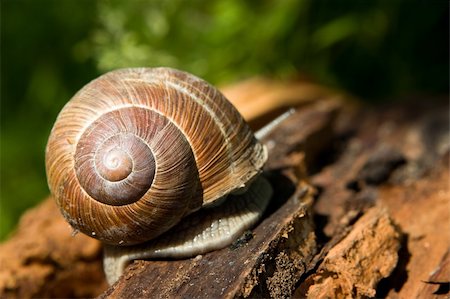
top-left (0, 77), bottom-right (448, 298)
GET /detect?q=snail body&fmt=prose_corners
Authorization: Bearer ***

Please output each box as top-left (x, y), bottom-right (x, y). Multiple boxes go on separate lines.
top-left (104, 175), bottom-right (271, 284)
top-left (46, 67), bottom-right (272, 284)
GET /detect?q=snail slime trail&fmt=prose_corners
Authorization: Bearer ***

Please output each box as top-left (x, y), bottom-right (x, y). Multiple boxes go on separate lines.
top-left (45, 67), bottom-right (272, 284)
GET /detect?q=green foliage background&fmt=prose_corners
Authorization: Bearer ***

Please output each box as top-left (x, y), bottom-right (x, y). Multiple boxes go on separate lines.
top-left (1, 0), bottom-right (447, 240)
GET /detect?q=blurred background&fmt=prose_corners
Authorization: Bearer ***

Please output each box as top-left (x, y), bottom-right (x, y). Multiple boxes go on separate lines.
top-left (1, 0), bottom-right (448, 240)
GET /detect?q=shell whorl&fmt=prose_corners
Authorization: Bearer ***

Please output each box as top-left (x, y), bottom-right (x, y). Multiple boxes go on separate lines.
top-left (45, 67), bottom-right (267, 246)
top-left (74, 109), bottom-right (157, 206)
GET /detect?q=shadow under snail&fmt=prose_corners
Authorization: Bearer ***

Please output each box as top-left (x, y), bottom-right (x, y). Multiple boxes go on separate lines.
top-left (45, 67), bottom-right (287, 285)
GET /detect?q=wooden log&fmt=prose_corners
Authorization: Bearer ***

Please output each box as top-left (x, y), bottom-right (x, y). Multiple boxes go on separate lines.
top-left (0, 74), bottom-right (447, 298)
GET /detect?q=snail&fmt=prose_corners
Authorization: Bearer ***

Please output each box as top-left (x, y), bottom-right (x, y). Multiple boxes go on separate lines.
top-left (45, 67), bottom-right (276, 285)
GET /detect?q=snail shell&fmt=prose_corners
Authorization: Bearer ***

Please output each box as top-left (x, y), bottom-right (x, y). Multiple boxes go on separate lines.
top-left (45, 67), bottom-right (268, 248)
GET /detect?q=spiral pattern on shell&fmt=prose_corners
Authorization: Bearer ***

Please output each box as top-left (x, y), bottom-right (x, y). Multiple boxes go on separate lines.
top-left (46, 67), bottom-right (267, 245)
